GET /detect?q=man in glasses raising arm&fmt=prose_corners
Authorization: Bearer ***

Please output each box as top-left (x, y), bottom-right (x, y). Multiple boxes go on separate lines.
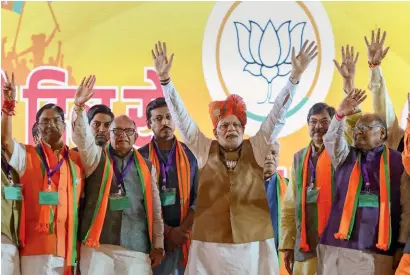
top-left (71, 75), bottom-right (164, 275)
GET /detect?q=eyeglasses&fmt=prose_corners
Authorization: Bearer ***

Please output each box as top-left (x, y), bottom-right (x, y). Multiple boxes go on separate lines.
top-left (37, 118), bottom-right (64, 126)
top-left (308, 119), bottom-right (330, 127)
top-left (353, 124), bottom-right (383, 133)
top-left (218, 121), bottom-right (243, 131)
top-left (110, 128), bottom-right (136, 136)
top-left (151, 114), bottom-right (172, 123)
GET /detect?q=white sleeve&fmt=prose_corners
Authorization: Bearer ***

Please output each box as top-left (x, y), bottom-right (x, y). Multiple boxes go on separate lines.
top-left (161, 81), bottom-right (212, 168)
top-left (150, 166), bottom-right (164, 249)
top-left (8, 139), bottom-right (27, 177)
top-left (250, 80), bottom-right (297, 167)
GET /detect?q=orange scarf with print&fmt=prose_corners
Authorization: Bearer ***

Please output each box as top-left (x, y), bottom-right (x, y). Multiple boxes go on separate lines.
top-left (148, 140), bottom-right (192, 266)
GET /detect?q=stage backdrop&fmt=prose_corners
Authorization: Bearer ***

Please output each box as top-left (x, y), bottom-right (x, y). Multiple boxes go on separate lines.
top-left (2, 1), bottom-right (409, 177)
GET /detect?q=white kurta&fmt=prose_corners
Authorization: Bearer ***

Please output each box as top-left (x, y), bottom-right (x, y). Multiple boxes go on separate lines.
top-left (1, 234), bottom-right (21, 275)
top-left (80, 244), bottom-right (152, 275)
top-left (160, 80), bottom-right (297, 274)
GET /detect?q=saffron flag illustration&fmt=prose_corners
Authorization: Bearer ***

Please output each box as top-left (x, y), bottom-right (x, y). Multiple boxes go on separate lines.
top-left (1, 1), bottom-right (24, 14)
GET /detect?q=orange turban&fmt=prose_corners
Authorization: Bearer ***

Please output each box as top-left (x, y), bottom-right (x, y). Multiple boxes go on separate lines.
top-left (208, 94), bottom-right (247, 129)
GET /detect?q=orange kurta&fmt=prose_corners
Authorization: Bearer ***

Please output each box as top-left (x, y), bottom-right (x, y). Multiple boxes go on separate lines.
top-left (19, 144), bottom-right (84, 257)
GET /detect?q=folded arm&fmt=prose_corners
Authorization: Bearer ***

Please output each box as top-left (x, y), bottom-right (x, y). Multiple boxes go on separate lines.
top-left (161, 81), bottom-right (212, 168)
top-left (250, 81), bottom-right (297, 167)
top-left (71, 108), bottom-right (102, 177)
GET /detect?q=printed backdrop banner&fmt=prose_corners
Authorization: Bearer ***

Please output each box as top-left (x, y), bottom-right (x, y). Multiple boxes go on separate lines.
top-left (2, 1), bottom-right (409, 177)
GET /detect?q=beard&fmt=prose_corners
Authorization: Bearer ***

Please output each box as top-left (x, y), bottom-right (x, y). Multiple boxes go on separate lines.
top-left (95, 135), bottom-right (108, 146)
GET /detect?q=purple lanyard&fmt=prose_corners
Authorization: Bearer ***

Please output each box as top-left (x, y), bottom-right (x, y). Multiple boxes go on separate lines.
top-left (360, 154), bottom-right (371, 191)
top-left (37, 144), bottom-right (69, 187)
top-left (308, 150), bottom-right (316, 187)
top-left (109, 147), bottom-right (134, 195)
top-left (1, 158), bottom-right (12, 182)
top-left (152, 141), bottom-right (176, 190)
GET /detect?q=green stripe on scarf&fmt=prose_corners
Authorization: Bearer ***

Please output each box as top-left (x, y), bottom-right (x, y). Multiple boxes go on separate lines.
top-left (82, 149), bottom-right (112, 243)
top-left (347, 153), bottom-right (363, 239)
top-left (68, 159), bottom-right (78, 265)
top-left (382, 147), bottom-right (392, 247)
top-left (296, 147), bottom-right (309, 234)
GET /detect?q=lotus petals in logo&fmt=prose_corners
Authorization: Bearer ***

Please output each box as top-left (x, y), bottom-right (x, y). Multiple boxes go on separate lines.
top-left (202, 2), bottom-right (335, 137)
top-left (235, 20), bottom-right (306, 103)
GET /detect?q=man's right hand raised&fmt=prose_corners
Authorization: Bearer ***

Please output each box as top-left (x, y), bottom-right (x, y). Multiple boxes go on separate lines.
top-left (74, 75), bottom-right (96, 108)
top-left (3, 72), bottom-right (16, 102)
top-left (151, 41), bottom-right (174, 81)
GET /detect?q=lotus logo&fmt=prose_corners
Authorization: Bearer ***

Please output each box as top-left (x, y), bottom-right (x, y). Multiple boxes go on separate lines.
top-left (234, 20), bottom-right (306, 104)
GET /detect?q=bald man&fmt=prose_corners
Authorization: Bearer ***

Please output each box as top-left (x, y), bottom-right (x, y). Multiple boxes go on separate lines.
top-left (71, 77), bottom-right (164, 275)
top-left (263, 142), bottom-right (289, 275)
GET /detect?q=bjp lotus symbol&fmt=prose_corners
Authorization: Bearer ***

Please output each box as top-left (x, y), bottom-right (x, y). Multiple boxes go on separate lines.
top-left (234, 20), bottom-right (306, 104)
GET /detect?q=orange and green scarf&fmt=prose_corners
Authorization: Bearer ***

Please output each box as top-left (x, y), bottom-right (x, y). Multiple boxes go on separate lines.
top-left (148, 139), bottom-right (191, 266)
top-left (334, 145), bottom-right (391, 251)
top-left (22, 141), bottom-right (79, 274)
top-left (297, 145), bottom-right (334, 252)
top-left (276, 173), bottom-right (288, 240)
top-left (82, 145), bottom-right (154, 247)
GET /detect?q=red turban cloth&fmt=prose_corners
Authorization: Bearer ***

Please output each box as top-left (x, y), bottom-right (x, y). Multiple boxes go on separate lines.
top-left (208, 94), bottom-right (247, 129)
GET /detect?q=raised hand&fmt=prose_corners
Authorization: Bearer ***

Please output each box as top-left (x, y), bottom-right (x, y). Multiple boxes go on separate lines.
top-left (74, 75), bottom-right (96, 107)
top-left (2, 72), bottom-right (16, 101)
top-left (291, 40), bottom-right (318, 79)
top-left (337, 88), bottom-right (367, 117)
top-left (151, 41), bottom-right (174, 81)
top-left (334, 45), bottom-right (359, 81)
top-left (364, 28), bottom-right (390, 64)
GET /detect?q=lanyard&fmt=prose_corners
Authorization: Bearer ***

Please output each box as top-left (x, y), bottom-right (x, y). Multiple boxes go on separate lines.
top-left (152, 141), bottom-right (176, 190)
top-left (1, 158), bottom-right (13, 184)
top-left (308, 150), bottom-right (316, 187)
top-left (37, 144), bottom-right (69, 188)
top-left (360, 154), bottom-right (371, 192)
top-left (109, 147), bottom-right (134, 195)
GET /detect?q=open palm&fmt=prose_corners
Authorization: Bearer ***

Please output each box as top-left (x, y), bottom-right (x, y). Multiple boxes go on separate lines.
top-left (338, 89), bottom-right (367, 117)
top-left (74, 75), bottom-right (96, 106)
top-left (151, 41), bottom-right (174, 81)
top-left (291, 40), bottom-right (318, 74)
top-left (365, 28), bottom-right (389, 64)
top-left (333, 45), bottom-right (359, 80)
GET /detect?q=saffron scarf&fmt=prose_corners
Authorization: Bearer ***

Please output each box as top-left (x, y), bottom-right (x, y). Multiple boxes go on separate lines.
top-left (334, 145), bottom-right (391, 250)
top-left (276, 174), bottom-right (288, 270)
top-left (297, 145), bottom-right (333, 252)
top-left (19, 141), bottom-right (79, 274)
top-left (276, 173), bottom-right (288, 240)
top-left (148, 139), bottom-right (191, 266)
top-left (82, 146), bottom-right (154, 247)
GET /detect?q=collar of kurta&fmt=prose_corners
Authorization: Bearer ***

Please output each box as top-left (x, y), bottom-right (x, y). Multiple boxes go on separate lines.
top-left (358, 144), bottom-right (384, 160)
top-left (109, 147), bottom-right (134, 160)
top-left (310, 141), bottom-right (325, 156)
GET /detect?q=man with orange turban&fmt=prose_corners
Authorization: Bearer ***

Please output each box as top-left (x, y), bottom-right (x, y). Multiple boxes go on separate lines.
top-left (151, 40), bottom-right (318, 274)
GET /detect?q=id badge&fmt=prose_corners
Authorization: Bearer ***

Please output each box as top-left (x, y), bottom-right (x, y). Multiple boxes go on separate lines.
top-left (3, 185), bottom-right (23, 201)
top-left (39, 191), bottom-right (59, 205)
top-left (358, 193), bottom-right (379, 208)
top-left (306, 187), bottom-right (320, 204)
top-left (109, 195), bottom-right (131, 211)
top-left (160, 188), bottom-right (176, 206)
